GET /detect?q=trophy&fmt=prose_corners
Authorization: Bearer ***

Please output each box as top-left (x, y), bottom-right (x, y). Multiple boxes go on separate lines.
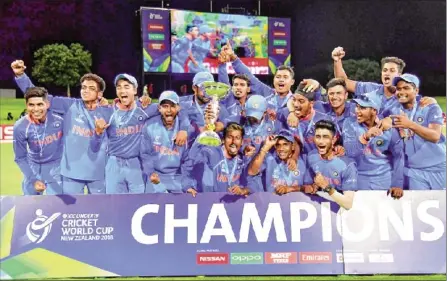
top-left (196, 81), bottom-right (231, 146)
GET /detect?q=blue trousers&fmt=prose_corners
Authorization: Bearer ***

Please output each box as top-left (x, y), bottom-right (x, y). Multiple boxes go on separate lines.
top-left (105, 156), bottom-right (145, 194)
top-left (22, 161), bottom-right (62, 195)
top-left (62, 176), bottom-right (105, 195)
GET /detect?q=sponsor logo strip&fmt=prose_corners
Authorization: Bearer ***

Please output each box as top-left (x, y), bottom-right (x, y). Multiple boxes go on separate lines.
top-left (299, 252), bottom-right (332, 264)
top-left (230, 252), bottom-right (263, 264)
top-left (196, 253), bottom-right (229, 265)
top-left (265, 252), bottom-right (297, 264)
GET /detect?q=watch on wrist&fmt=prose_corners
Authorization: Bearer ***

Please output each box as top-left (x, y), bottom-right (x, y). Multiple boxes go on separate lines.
top-left (323, 185), bottom-right (334, 193)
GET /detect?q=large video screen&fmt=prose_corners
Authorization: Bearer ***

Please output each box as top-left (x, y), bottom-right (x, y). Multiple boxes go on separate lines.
top-left (170, 9), bottom-right (269, 74)
top-left (140, 8), bottom-right (291, 75)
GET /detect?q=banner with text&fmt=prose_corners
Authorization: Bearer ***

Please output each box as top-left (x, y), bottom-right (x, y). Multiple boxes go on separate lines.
top-left (141, 8), bottom-right (171, 72)
top-left (0, 191), bottom-right (445, 279)
top-left (268, 17), bottom-right (291, 74)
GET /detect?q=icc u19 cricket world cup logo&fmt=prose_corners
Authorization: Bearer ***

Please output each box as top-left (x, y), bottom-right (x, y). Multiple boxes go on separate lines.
top-left (26, 209), bottom-right (61, 244)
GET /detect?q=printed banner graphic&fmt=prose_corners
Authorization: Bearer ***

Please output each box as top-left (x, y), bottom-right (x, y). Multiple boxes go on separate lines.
top-left (141, 8), bottom-right (171, 72)
top-left (0, 191), bottom-right (445, 279)
top-left (268, 17), bottom-right (291, 74)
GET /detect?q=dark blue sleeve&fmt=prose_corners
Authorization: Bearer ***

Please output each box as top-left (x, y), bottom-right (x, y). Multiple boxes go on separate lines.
top-left (181, 147), bottom-right (198, 192)
top-left (218, 64), bottom-right (231, 86)
top-left (390, 129), bottom-right (404, 188)
top-left (178, 109), bottom-right (191, 132)
top-left (15, 73), bottom-right (35, 93)
top-left (13, 124), bottom-right (38, 184)
top-left (341, 161), bottom-right (358, 191)
top-left (342, 119), bottom-right (365, 158)
top-left (140, 123), bottom-right (155, 175)
top-left (232, 58), bottom-right (274, 97)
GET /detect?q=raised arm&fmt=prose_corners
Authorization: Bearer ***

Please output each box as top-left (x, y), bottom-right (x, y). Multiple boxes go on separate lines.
top-left (331, 47), bottom-right (357, 93)
top-left (248, 135), bottom-right (276, 176)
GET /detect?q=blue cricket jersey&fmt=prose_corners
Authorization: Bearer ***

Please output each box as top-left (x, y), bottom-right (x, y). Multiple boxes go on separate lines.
top-left (218, 63), bottom-right (250, 124)
top-left (13, 113), bottom-right (64, 183)
top-left (140, 115), bottom-right (195, 191)
top-left (389, 103), bottom-right (446, 172)
top-left (342, 117), bottom-right (404, 189)
top-left (258, 154), bottom-right (312, 192)
top-left (307, 150), bottom-right (358, 191)
top-left (243, 116), bottom-right (281, 153)
top-left (313, 101), bottom-right (356, 131)
top-left (231, 58), bottom-right (293, 111)
top-left (354, 82), bottom-right (401, 118)
top-left (188, 143), bottom-right (247, 192)
top-left (277, 108), bottom-right (339, 154)
top-left (180, 95), bottom-right (230, 142)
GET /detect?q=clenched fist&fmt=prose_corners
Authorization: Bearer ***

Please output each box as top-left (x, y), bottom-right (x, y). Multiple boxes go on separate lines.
top-left (331, 47), bottom-right (345, 62)
top-left (11, 60), bottom-right (26, 76)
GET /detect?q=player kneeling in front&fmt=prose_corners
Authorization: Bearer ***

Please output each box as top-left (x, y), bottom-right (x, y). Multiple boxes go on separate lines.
top-left (187, 122), bottom-right (250, 196)
top-left (306, 120), bottom-right (358, 210)
top-left (247, 130), bottom-right (312, 194)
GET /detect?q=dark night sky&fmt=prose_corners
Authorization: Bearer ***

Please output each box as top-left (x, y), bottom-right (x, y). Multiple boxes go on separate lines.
top-left (0, 0), bottom-right (445, 98)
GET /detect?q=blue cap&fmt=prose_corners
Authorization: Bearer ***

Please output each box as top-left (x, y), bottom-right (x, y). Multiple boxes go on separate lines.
top-left (193, 72), bottom-right (214, 86)
top-left (276, 129), bottom-right (295, 143)
top-left (245, 95), bottom-right (267, 120)
top-left (114, 73), bottom-right (138, 88)
top-left (353, 90), bottom-right (382, 111)
top-left (159, 90), bottom-right (179, 105)
top-left (199, 25), bottom-right (214, 34)
top-left (392, 73), bottom-right (420, 88)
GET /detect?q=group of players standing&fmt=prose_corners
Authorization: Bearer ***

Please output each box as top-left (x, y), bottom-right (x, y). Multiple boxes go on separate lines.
top-left (10, 44), bottom-right (446, 210)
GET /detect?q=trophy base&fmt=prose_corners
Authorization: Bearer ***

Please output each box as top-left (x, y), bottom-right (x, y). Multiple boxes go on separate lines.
top-left (196, 131), bottom-right (221, 147)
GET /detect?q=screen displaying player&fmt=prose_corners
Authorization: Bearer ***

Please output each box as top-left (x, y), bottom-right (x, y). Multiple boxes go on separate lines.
top-left (170, 9), bottom-right (268, 74)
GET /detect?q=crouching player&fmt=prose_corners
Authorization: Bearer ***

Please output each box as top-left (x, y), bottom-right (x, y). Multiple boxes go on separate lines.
top-left (140, 91), bottom-right (196, 193)
top-left (13, 87), bottom-right (64, 195)
top-left (187, 122), bottom-right (249, 196)
top-left (247, 130), bottom-right (312, 194)
top-left (306, 120), bottom-right (358, 210)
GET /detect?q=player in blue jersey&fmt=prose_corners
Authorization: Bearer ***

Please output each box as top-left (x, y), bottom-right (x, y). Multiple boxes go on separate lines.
top-left (312, 78), bottom-right (357, 130)
top-left (277, 86), bottom-right (341, 155)
top-left (171, 24), bottom-right (199, 73)
top-left (93, 74), bottom-right (190, 194)
top-left (217, 56), bottom-right (252, 124)
top-left (180, 71), bottom-right (230, 143)
top-left (13, 87), bottom-right (64, 195)
top-left (342, 91), bottom-right (404, 197)
top-left (390, 74), bottom-right (446, 190)
top-left (188, 25), bottom-right (216, 73)
top-left (140, 91), bottom-right (196, 193)
top-left (247, 130), bottom-right (312, 194)
top-left (219, 42), bottom-right (321, 113)
top-left (331, 48), bottom-right (436, 117)
top-left (187, 122), bottom-right (250, 196)
top-left (13, 70), bottom-right (110, 194)
top-left (306, 120), bottom-right (358, 210)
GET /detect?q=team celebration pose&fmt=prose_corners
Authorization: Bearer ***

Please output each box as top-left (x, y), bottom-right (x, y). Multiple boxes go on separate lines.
top-left (10, 42), bottom-right (446, 209)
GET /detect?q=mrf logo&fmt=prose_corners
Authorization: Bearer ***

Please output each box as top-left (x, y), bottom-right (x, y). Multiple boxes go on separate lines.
top-left (196, 253), bottom-right (229, 265)
top-left (26, 209), bottom-right (61, 244)
top-left (265, 252), bottom-right (297, 264)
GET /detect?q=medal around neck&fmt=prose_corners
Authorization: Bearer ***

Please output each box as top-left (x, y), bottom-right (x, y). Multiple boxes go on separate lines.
top-left (197, 81), bottom-right (231, 147)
